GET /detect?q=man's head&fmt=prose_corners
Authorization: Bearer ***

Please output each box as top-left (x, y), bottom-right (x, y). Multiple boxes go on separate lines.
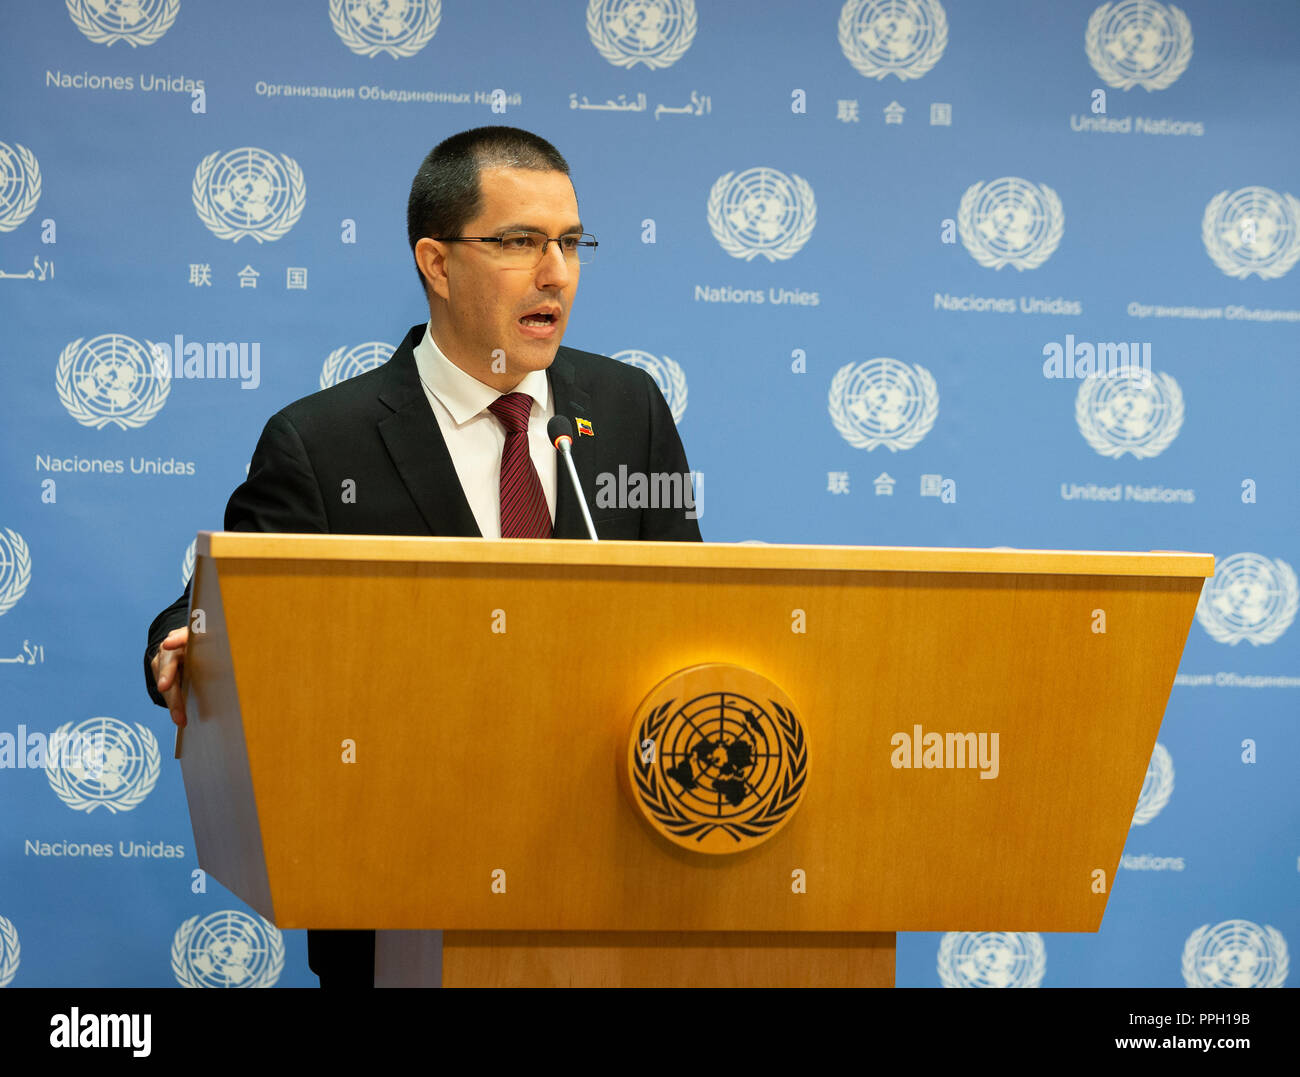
top-left (408, 127), bottom-right (581, 390)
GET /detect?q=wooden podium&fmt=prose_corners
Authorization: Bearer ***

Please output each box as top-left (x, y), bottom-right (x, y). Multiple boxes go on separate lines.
top-left (179, 534), bottom-right (1213, 987)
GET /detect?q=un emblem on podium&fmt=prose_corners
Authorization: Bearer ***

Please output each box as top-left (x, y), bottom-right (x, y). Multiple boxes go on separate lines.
top-left (626, 665), bottom-right (808, 854)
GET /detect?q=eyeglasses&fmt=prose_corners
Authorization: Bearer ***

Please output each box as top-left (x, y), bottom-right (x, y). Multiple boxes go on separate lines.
top-left (433, 230), bottom-right (598, 267)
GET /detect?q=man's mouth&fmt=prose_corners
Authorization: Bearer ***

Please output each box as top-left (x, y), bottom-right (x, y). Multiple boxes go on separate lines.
top-left (519, 306), bottom-right (560, 327)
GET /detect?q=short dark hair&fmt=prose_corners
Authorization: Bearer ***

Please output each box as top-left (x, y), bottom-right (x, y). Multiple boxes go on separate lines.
top-left (406, 126), bottom-right (570, 294)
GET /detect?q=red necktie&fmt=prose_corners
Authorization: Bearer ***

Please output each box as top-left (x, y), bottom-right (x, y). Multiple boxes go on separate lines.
top-left (487, 392), bottom-right (552, 538)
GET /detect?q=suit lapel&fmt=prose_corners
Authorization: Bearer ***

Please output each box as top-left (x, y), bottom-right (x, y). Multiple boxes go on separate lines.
top-left (547, 350), bottom-right (595, 540)
top-left (374, 330), bottom-right (596, 541)
top-left (375, 327), bottom-right (482, 538)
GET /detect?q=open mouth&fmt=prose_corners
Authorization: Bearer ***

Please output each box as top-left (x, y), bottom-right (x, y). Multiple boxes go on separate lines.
top-left (519, 308), bottom-right (560, 327)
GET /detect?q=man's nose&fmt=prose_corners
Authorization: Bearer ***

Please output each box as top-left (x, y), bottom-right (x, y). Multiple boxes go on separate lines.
top-left (535, 241), bottom-right (574, 287)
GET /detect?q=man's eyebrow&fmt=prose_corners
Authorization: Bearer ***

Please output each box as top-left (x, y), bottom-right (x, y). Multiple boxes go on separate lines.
top-left (494, 222), bottom-right (584, 235)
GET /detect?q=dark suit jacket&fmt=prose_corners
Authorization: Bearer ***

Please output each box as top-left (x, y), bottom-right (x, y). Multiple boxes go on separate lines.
top-left (145, 322), bottom-right (701, 693)
top-left (142, 323), bottom-right (702, 983)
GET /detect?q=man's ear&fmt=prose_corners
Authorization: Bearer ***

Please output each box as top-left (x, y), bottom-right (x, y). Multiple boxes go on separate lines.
top-left (415, 237), bottom-right (450, 302)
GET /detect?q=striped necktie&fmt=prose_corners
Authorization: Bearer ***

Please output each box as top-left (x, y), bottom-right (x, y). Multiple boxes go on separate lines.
top-left (486, 392), bottom-right (552, 538)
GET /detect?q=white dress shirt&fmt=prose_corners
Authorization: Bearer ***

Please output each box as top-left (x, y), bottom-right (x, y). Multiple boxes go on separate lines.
top-left (411, 321), bottom-right (557, 539)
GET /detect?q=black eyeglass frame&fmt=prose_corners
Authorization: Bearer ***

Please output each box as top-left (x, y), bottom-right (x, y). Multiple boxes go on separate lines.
top-left (431, 231), bottom-right (599, 262)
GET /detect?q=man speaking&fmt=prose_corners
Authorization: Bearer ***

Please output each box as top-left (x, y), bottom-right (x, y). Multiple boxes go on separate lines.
top-left (143, 126), bottom-right (702, 986)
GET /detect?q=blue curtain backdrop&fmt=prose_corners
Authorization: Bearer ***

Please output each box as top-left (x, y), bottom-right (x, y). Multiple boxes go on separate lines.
top-left (0, 0), bottom-right (1295, 988)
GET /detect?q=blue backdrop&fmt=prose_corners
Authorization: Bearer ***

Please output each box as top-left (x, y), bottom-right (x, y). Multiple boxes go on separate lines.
top-left (0, 0), bottom-right (1295, 988)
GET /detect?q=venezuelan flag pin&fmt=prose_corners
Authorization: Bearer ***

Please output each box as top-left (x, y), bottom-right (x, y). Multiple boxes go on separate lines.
top-left (576, 417), bottom-right (594, 437)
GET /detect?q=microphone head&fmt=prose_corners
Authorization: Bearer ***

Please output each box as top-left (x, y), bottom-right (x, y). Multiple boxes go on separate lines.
top-left (548, 414), bottom-right (575, 448)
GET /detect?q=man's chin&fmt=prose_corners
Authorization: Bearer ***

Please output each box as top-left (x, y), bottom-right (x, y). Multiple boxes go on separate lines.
top-left (511, 330), bottom-right (563, 369)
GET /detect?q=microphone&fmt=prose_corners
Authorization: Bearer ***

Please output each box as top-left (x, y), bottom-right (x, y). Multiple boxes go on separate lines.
top-left (548, 415), bottom-right (599, 541)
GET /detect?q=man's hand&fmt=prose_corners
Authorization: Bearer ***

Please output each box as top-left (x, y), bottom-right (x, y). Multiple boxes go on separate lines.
top-left (151, 628), bottom-right (190, 727)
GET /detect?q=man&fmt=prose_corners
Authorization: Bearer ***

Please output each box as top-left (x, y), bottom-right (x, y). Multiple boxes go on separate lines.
top-left (144, 126), bottom-right (701, 987)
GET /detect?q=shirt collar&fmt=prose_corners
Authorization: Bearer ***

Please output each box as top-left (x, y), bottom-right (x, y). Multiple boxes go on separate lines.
top-left (413, 321), bottom-right (552, 425)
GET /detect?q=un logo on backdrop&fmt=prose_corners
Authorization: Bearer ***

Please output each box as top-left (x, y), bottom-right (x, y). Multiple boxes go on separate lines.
top-left (1182, 920), bottom-right (1289, 988)
top-left (587, 0), bottom-right (697, 69)
top-left (708, 168), bottom-right (816, 262)
top-left (829, 358), bottom-right (938, 451)
top-left (181, 538), bottom-right (195, 587)
top-left (1075, 367), bottom-right (1183, 458)
top-left (1086, 1), bottom-right (1192, 91)
top-left (46, 718), bottom-right (161, 814)
top-left (958, 178), bottom-right (1064, 271)
top-left (56, 334), bottom-right (170, 429)
top-left (0, 529), bottom-right (32, 617)
top-left (0, 915), bottom-right (18, 987)
top-left (1195, 553), bottom-right (1298, 646)
top-left (193, 148), bottom-right (306, 244)
top-left (1131, 742), bottom-right (1173, 825)
top-left (0, 142), bottom-right (41, 233)
top-left (330, 0), bottom-right (441, 58)
top-left (838, 0), bottom-right (948, 80)
top-left (612, 350), bottom-right (688, 423)
top-left (172, 911), bottom-right (285, 988)
top-left (938, 932), bottom-right (1047, 988)
top-left (66, 0), bottom-right (179, 47)
top-left (1202, 187), bottom-right (1300, 280)
top-left (320, 341), bottom-right (396, 388)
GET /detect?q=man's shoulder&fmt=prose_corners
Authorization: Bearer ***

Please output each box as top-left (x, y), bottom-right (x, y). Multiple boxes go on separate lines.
top-left (556, 343), bottom-right (652, 390)
top-left (270, 326), bottom-right (422, 430)
top-left (556, 343), bottom-right (610, 367)
top-left (261, 333), bottom-right (655, 434)
top-left (277, 361), bottom-right (397, 419)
